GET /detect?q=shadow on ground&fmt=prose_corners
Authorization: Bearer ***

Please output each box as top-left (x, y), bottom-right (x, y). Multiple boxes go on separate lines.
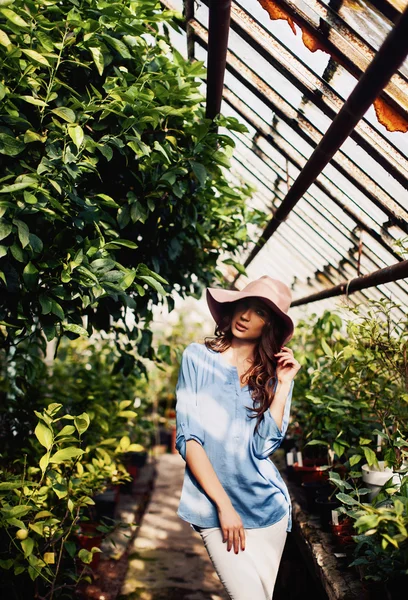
top-left (119, 453), bottom-right (229, 600)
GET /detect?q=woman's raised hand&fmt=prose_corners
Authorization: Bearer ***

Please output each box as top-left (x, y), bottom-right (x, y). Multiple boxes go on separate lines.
top-left (217, 501), bottom-right (246, 553)
top-left (274, 346), bottom-right (301, 384)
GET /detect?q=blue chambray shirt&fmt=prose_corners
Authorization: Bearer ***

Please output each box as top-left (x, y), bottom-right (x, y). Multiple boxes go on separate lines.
top-left (175, 342), bottom-right (294, 533)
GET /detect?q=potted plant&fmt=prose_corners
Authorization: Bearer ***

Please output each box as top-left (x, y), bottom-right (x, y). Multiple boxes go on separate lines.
top-left (330, 514), bottom-right (356, 553)
top-left (333, 297), bottom-right (408, 500)
top-left (314, 486), bottom-right (342, 532)
top-left (334, 475), bottom-right (408, 593)
top-left (301, 479), bottom-right (332, 513)
top-left (0, 404), bottom-right (104, 597)
top-left (288, 311), bottom-right (372, 478)
top-left (305, 297), bottom-right (408, 506)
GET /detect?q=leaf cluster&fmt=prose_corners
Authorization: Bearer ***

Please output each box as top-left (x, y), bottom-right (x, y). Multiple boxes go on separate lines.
top-left (0, 0), bottom-right (260, 372)
top-left (332, 473), bottom-right (408, 582)
top-left (0, 402), bottom-right (126, 597)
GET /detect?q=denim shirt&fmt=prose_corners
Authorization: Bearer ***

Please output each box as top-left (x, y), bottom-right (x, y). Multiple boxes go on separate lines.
top-left (175, 342), bottom-right (294, 533)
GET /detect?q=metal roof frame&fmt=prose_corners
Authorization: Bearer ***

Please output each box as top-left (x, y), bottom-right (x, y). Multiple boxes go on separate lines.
top-left (162, 0), bottom-right (408, 309)
top-left (228, 126), bottom-right (403, 262)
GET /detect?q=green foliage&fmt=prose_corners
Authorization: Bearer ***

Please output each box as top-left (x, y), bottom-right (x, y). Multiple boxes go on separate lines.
top-left (333, 474), bottom-right (408, 582)
top-left (49, 334), bottom-right (153, 453)
top-left (0, 3), bottom-right (265, 590)
top-left (322, 298), bottom-right (408, 471)
top-left (291, 298), bottom-right (408, 470)
top-left (0, 0), bottom-right (262, 374)
top-left (291, 295), bottom-right (408, 583)
top-left (289, 310), bottom-right (371, 461)
top-left (0, 403), bottom-right (124, 597)
top-left (0, 335), bottom-right (152, 597)
top-left (0, 332), bottom-right (150, 465)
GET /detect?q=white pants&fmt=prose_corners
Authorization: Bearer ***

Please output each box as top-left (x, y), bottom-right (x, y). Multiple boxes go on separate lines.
top-left (193, 511), bottom-right (289, 600)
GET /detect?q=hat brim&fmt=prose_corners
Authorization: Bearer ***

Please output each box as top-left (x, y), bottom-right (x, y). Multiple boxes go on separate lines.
top-left (206, 288), bottom-right (294, 345)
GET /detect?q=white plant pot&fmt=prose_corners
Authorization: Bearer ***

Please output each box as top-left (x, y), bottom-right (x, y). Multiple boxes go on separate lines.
top-left (361, 461), bottom-right (402, 501)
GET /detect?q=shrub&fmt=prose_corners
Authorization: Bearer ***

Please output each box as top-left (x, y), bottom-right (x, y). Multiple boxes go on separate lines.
top-left (0, 0), bottom-right (262, 376)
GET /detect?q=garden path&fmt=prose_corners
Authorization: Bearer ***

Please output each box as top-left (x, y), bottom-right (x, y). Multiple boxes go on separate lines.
top-left (120, 452), bottom-right (229, 600)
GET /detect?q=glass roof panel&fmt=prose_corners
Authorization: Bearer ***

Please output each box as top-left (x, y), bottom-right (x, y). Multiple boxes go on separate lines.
top-left (163, 0), bottom-right (408, 320)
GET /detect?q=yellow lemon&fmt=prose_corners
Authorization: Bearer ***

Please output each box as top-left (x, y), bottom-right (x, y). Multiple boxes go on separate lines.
top-left (16, 529), bottom-right (28, 540)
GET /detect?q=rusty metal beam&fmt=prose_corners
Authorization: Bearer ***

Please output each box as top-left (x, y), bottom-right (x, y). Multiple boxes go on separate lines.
top-left (205, 0), bottom-right (232, 119)
top-left (231, 45), bottom-right (408, 188)
top-left (264, 0), bottom-right (408, 111)
top-left (368, 0), bottom-right (402, 22)
top-left (190, 19), bottom-right (408, 218)
top-left (232, 141), bottom-right (408, 305)
top-left (225, 94), bottom-right (408, 298)
top-left (163, 0), bottom-right (408, 302)
top-left (225, 5), bottom-right (408, 188)
top-left (232, 149), bottom-right (408, 315)
top-left (231, 132), bottom-right (404, 265)
top-left (183, 0), bottom-right (195, 61)
top-left (292, 260), bottom-right (408, 306)
top-left (222, 86), bottom-right (408, 230)
top-left (240, 4), bottom-right (408, 270)
top-left (163, 1), bottom-right (408, 202)
top-left (222, 46), bottom-right (408, 196)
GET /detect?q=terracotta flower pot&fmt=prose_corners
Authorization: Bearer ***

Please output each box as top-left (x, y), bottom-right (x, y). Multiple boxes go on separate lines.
top-left (303, 456), bottom-right (327, 467)
top-left (315, 494), bottom-right (340, 532)
top-left (93, 488), bottom-right (118, 522)
top-left (301, 480), bottom-right (332, 513)
top-left (76, 522), bottom-right (103, 569)
top-left (331, 516), bottom-right (354, 537)
top-left (331, 517), bottom-right (356, 552)
top-left (124, 450), bottom-right (148, 468)
top-left (293, 464), bottom-right (329, 485)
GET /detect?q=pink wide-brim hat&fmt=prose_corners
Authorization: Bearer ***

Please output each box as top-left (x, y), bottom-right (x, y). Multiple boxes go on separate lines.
top-left (206, 275), bottom-right (295, 345)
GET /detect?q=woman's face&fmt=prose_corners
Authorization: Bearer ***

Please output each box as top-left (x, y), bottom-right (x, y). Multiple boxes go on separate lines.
top-left (231, 298), bottom-right (271, 341)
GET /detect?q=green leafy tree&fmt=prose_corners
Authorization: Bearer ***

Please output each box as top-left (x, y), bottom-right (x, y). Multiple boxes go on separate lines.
top-left (0, 0), bottom-right (263, 378)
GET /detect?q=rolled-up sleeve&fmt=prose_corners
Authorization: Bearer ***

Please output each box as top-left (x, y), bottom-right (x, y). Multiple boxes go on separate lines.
top-left (175, 346), bottom-right (205, 461)
top-left (252, 379), bottom-right (294, 460)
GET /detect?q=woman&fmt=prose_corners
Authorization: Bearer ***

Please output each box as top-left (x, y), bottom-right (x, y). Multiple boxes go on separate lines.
top-left (175, 275), bottom-right (301, 600)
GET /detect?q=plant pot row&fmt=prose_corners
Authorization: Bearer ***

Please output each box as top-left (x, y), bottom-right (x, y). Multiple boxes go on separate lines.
top-left (121, 450), bottom-right (149, 494)
top-left (75, 451), bottom-right (150, 571)
top-left (285, 459), bottom-right (342, 534)
top-left (299, 479), bottom-right (357, 556)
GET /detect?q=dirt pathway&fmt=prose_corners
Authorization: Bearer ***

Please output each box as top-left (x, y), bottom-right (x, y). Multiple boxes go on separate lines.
top-left (120, 452), bottom-right (229, 600)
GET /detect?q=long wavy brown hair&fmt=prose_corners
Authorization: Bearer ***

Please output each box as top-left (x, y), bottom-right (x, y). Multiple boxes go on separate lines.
top-left (204, 300), bottom-right (287, 435)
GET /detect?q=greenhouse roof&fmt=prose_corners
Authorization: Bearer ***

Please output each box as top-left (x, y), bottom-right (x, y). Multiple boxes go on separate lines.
top-left (162, 0), bottom-right (408, 322)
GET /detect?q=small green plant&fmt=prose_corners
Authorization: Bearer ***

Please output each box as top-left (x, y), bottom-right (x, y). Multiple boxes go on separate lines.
top-left (328, 470), bottom-right (371, 505)
top-left (333, 475), bottom-right (408, 582)
top-left (289, 311), bottom-right (372, 463)
top-left (327, 297), bottom-right (408, 473)
top-left (299, 297), bottom-right (408, 475)
top-left (0, 402), bottom-right (134, 599)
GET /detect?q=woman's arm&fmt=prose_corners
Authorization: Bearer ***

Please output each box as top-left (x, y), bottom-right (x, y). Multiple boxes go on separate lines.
top-left (186, 439), bottom-right (246, 553)
top-left (251, 379), bottom-right (294, 459)
top-left (185, 439), bottom-right (232, 510)
top-left (175, 345), bottom-right (245, 552)
top-left (268, 379), bottom-right (293, 430)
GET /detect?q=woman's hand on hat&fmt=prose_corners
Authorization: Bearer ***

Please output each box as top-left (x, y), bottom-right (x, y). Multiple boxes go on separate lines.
top-left (274, 346), bottom-right (301, 384)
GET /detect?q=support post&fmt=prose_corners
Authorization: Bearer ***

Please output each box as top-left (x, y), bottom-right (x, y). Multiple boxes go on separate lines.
top-left (205, 0), bottom-right (232, 120)
top-left (184, 0), bottom-right (195, 61)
